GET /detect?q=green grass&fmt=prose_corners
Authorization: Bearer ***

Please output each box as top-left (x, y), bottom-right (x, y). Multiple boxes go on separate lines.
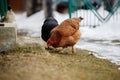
top-left (0, 42), bottom-right (120, 80)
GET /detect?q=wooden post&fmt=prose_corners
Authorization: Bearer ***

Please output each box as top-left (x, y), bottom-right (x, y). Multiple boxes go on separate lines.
top-left (44, 0), bottom-right (53, 18)
top-left (26, 0), bottom-right (43, 17)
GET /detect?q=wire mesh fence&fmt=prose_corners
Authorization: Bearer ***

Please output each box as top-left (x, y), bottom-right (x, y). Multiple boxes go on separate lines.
top-left (68, 0), bottom-right (120, 27)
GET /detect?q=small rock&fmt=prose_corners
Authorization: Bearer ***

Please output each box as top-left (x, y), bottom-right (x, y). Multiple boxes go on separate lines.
top-left (88, 52), bottom-right (93, 55)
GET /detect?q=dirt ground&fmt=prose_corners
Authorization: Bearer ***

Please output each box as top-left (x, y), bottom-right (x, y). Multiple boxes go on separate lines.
top-left (0, 36), bottom-right (120, 80)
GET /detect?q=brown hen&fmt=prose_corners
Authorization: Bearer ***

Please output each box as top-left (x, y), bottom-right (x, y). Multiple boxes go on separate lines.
top-left (47, 17), bottom-right (83, 53)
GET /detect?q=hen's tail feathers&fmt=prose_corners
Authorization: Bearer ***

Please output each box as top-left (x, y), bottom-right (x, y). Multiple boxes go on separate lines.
top-left (79, 17), bottom-right (83, 20)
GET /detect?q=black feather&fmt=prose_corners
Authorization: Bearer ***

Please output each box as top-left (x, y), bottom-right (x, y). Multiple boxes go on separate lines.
top-left (41, 17), bottom-right (58, 42)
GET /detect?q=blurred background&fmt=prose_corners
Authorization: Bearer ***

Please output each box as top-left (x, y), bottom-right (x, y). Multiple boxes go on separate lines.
top-left (1, 0), bottom-right (120, 26)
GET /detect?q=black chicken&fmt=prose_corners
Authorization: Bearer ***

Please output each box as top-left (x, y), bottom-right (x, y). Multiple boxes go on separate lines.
top-left (41, 17), bottom-right (58, 42)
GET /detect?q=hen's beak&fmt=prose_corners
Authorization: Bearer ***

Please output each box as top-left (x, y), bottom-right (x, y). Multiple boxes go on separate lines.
top-left (79, 17), bottom-right (83, 20)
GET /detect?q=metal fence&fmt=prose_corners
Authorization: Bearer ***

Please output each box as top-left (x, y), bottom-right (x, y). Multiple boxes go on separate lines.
top-left (0, 0), bottom-right (8, 18)
top-left (68, 0), bottom-right (120, 27)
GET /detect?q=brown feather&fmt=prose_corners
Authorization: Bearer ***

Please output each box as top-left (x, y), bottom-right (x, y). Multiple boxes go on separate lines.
top-left (47, 17), bottom-right (83, 53)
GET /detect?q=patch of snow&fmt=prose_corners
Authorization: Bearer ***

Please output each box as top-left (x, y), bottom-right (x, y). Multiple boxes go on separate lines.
top-left (118, 67), bottom-right (120, 70)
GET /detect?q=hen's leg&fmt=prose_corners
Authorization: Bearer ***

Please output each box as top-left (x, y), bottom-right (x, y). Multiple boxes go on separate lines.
top-left (72, 46), bottom-right (76, 53)
top-left (44, 42), bottom-right (49, 49)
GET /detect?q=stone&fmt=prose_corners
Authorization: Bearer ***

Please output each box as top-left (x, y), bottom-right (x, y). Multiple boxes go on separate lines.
top-left (0, 23), bottom-right (17, 52)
